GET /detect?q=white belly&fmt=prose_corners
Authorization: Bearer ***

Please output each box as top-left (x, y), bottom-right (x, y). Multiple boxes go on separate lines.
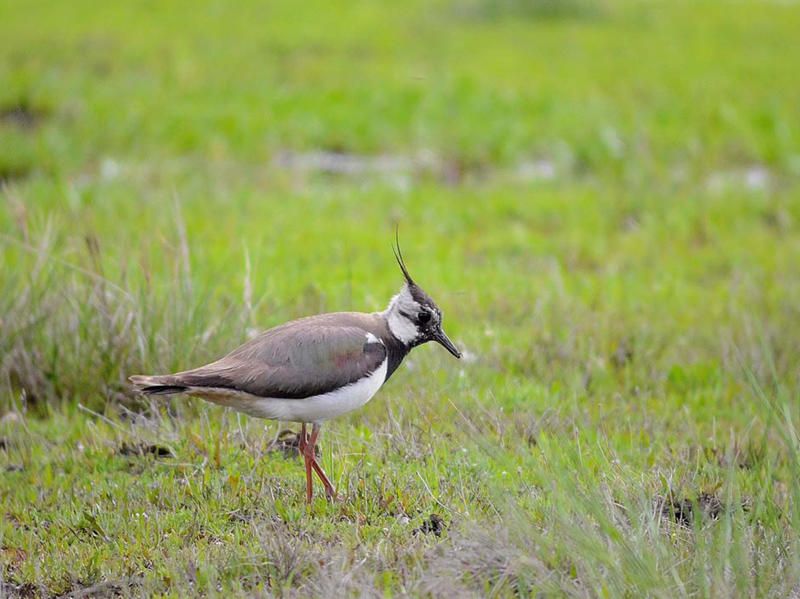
top-left (187, 359), bottom-right (388, 424)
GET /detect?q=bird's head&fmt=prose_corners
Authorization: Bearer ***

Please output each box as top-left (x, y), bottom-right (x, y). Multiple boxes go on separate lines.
top-left (383, 240), bottom-right (461, 359)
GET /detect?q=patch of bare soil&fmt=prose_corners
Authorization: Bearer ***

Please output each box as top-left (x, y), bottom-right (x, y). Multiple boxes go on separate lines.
top-left (0, 101), bottom-right (49, 129)
top-left (117, 442), bottom-right (174, 458)
top-left (656, 492), bottom-right (723, 526)
top-left (414, 513), bottom-right (447, 537)
top-left (0, 581), bottom-right (39, 599)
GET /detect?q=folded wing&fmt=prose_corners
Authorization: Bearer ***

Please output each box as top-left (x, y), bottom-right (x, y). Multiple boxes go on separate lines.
top-left (133, 324), bottom-right (387, 399)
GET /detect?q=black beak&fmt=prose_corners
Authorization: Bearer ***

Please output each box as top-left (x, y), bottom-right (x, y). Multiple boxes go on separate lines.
top-left (433, 328), bottom-right (461, 359)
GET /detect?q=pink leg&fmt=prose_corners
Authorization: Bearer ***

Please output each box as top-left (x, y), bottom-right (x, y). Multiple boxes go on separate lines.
top-left (298, 423), bottom-right (308, 453)
top-left (298, 423), bottom-right (313, 503)
top-left (306, 424), bottom-right (337, 500)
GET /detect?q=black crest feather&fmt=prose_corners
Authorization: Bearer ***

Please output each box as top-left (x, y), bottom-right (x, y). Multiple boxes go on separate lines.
top-left (392, 226), bottom-right (414, 285)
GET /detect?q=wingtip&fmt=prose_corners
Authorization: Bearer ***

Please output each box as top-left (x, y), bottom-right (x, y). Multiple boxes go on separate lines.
top-left (128, 374), bottom-right (188, 395)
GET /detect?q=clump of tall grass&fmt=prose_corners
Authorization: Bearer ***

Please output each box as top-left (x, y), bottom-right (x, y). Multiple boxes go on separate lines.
top-left (0, 217), bottom-right (251, 415)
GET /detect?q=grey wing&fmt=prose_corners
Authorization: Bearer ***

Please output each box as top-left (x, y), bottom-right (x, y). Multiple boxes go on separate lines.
top-left (172, 325), bottom-right (387, 399)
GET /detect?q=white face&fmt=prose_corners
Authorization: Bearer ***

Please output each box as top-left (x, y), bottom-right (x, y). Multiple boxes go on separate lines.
top-left (384, 284), bottom-right (441, 344)
top-left (386, 286), bottom-right (421, 343)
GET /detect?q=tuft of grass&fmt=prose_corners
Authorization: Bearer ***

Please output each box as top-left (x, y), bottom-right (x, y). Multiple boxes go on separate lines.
top-left (0, 221), bottom-right (252, 415)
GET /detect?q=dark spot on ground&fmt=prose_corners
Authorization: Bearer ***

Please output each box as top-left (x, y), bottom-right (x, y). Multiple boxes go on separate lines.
top-left (461, 0), bottom-right (605, 21)
top-left (118, 442), bottom-right (175, 459)
top-left (5, 464), bottom-right (24, 473)
top-left (761, 208), bottom-right (791, 233)
top-left (0, 581), bottom-right (38, 598)
top-left (266, 429), bottom-right (319, 458)
top-left (656, 492), bottom-right (723, 526)
top-left (414, 513), bottom-right (446, 537)
top-left (0, 163), bottom-right (34, 185)
top-left (0, 436), bottom-right (10, 450)
top-left (611, 340), bottom-right (633, 369)
top-left (0, 100), bottom-right (49, 129)
top-left (227, 509), bottom-right (258, 524)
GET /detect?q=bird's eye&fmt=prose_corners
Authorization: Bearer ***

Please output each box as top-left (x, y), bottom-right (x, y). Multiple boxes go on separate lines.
top-left (418, 311), bottom-right (431, 324)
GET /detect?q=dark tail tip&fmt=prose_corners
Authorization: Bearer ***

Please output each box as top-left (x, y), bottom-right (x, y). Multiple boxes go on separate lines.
top-left (139, 385), bottom-right (188, 395)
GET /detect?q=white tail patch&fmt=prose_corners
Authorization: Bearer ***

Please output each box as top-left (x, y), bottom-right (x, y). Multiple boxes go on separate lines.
top-left (129, 375), bottom-right (160, 387)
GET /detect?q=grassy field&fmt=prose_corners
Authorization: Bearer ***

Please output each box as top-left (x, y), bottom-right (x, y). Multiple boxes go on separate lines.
top-left (2, 0), bottom-right (800, 595)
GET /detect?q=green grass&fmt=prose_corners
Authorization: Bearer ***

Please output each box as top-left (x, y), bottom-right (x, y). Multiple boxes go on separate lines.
top-left (2, 0), bottom-right (800, 595)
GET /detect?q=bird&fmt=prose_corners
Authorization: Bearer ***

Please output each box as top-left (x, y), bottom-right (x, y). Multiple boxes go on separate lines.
top-left (129, 242), bottom-right (461, 503)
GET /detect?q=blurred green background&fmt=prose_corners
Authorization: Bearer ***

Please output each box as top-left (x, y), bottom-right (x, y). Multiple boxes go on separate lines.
top-left (2, 0), bottom-right (800, 595)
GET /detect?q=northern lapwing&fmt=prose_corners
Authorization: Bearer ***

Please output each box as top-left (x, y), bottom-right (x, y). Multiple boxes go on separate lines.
top-left (129, 243), bottom-right (461, 503)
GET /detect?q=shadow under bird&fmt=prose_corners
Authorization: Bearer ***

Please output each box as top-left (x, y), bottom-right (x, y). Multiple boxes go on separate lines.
top-left (129, 244), bottom-right (461, 503)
